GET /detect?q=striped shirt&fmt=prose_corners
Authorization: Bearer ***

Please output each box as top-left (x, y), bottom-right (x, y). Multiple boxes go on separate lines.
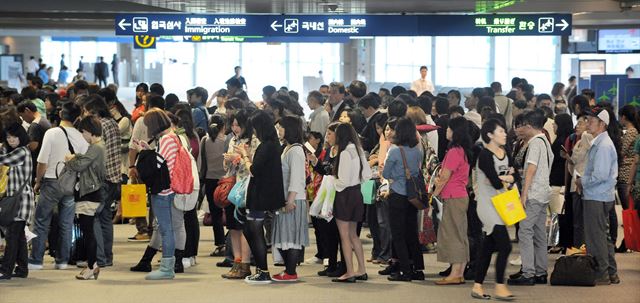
top-left (101, 117), bottom-right (122, 184)
top-left (0, 146), bottom-right (34, 222)
top-left (157, 132), bottom-right (179, 196)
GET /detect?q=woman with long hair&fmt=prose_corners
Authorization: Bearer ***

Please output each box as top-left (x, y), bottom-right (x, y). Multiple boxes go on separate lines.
top-left (309, 122), bottom-right (345, 277)
top-left (548, 113), bottom-right (574, 253)
top-left (331, 123), bottom-right (372, 283)
top-left (616, 105), bottom-right (639, 252)
top-left (432, 117), bottom-right (473, 285)
top-left (235, 110), bottom-right (285, 284)
top-left (271, 116), bottom-right (309, 282)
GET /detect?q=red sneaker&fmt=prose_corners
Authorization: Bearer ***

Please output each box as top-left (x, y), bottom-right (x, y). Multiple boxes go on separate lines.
top-left (272, 272), bottom-right (298, 282)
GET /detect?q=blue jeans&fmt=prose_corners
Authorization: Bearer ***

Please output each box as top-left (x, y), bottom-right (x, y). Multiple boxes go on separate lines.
top-left (151, 194), bottom-right (175, 258)
top-left (29, 179), bottom-right (75, 265)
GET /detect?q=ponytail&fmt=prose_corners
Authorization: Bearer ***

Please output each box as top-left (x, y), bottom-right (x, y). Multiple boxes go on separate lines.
top-left (208, 114), bottom-right (226, 143)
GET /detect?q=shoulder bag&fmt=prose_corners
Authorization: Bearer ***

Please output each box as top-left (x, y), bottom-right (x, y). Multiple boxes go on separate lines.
top-left (0, 179), bottom-right (28, 226)
top-left (399, 147), bottom-right (428, 210)
top-left (56, 126), bottom-right (78, 196)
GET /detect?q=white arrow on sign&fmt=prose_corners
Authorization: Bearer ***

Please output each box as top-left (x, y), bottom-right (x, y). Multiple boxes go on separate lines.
top-left (556, 19), bottom-right (569, 31)
top-left (118, 19), bottom-right (131, 31)
top-left (271, 20), bottom-right (283, 31)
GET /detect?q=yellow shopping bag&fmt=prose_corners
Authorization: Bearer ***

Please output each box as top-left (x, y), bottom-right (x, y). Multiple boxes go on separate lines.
top-left (121, 184), bottom-right (148, 218)
top-left (491, 187), bottom-right (526, 226)
top-left (0, 165), bottom-right (9, 197)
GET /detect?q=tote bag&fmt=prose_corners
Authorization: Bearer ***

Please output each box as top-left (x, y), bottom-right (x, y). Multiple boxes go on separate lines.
top-left (491, 187), bottom-right (526, 226)
top-left (121, 184), bottom-right (148, 218)
top-left (228, 176), bottom-right (250, 209)
top-left (622, 195), bottom-right (640, 251)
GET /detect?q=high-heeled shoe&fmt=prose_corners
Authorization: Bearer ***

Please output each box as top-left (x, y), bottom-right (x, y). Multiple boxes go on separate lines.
top-left (76, 263), bottom-right (100, 280)
top-left (332, 276), bottom-right (356, 283)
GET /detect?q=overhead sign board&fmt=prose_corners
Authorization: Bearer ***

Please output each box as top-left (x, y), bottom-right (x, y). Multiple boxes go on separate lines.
top-left (115, 14), bottom-right (571, 37)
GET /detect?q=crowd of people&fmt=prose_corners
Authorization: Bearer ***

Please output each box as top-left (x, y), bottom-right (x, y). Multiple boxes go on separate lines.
top-left (0, 63), bottom-right (637, 300)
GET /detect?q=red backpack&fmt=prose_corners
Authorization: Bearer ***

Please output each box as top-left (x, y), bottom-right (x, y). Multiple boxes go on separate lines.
top-left (169, 135), bottom-right (194, 194)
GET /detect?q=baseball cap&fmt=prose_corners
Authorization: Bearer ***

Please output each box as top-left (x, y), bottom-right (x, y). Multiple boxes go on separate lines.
top-left (586, 107), bottom-right (610, 126)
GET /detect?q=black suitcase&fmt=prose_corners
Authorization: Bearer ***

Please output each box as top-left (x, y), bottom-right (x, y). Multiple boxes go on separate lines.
top-left (550, 254), bottom-right (597, 286)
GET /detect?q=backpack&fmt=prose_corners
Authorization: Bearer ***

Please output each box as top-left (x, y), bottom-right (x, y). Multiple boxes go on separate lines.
top-left (136, 147), bottom-right (171, 194)
top-left (167, 135), bottom-right (194, 194)
top-left (173, 135), bottom-right (200, 211)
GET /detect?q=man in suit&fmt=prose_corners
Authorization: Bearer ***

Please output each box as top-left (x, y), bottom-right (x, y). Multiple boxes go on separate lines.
top-left (357, 92), bottom-right (384, 153)
top-left (328, 82), bottom-right (353, 123)
top-left (94, 56), bottom-right (109, 88)
top-left (346, 80), bottom-right (368, 133)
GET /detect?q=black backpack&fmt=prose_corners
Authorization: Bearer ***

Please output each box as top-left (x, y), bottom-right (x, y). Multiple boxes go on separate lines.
top-left (136, 149), bottom-right (170, 194)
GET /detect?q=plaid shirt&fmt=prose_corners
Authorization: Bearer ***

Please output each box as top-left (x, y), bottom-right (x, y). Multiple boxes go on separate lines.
top-left (101, 117), bottom-right (122, 184)
top-left (0, 146), bottom-right (34, 222)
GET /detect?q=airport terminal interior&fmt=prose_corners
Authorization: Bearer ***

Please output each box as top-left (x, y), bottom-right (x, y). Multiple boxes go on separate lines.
top-left (0, 1), bottom-right (639, 302)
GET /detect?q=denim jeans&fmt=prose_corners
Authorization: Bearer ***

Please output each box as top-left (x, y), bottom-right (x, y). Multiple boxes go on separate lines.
top-left (96, 182), bottom-right (118, 265)
top-left (150, 193), bottom-right (176, 258)
top-left (29, 179), bottom-right (75, 265)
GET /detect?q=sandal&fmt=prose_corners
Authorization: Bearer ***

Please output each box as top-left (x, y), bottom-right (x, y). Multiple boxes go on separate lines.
top-left (209, 245), bottom-right (226, 257)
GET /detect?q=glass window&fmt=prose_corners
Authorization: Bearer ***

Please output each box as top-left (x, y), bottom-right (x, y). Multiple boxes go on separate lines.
top-left (241, 43), bottom-right (287, 101)
top-left (435, 36), bottom-right (491, 89)
top-left (374, 37), bottom-right (432, 84)
top-left (495, 36), bottom-right (558, 94)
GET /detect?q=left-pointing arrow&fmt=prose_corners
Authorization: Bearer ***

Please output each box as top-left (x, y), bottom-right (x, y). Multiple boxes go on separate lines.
top-left (118, 19), bottom-right (131, 31)
top-left (556, 19), bottom-right (569, 31)
top-left (271, 20), bottom-right (283, 31)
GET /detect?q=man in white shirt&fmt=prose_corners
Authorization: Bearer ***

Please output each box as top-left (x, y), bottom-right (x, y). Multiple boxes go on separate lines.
top-left (27, 56), bottom-right (39, 76)
top-left (463, 88), bottom-right (485, 128)
top-left (29, 102), bottom-right (89, 270)
top-left (410, 66), bottom-right (435, 96)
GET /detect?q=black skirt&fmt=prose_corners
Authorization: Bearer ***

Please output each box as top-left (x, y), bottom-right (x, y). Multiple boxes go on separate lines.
top-left (333, 184), bottom-right (364, 222)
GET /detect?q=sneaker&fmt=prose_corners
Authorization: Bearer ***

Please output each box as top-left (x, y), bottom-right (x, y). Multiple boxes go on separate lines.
top-left (245, 269), bottom-right (272, 284)
top-left (189, 257), bottom-right (197, 267)
top-left (127, 233), bottom-right (150, 242)
top-left (535, 274), bottom-right (548, 284)
top-left (0, 273), bottom-right (11, 281)
top-left (209, 246), bottom-right (226, 257)
top-left (509, 256), bottom-right (522, 266)
top-left (272, 272), bottom-right (299, 282)
top-left (182, 258), bottom-right (191, 269)
top-left (610, 273), bottom-right (620, 284)
top-left (305, 256), bottom-right (323, 264)
top-left (55, 263), bottom-right (69, 270)
top-left (75, 261), bottom-right (87, 268)
top-left (28, 263), bottom-right (43, 270)
top-left (596, 277), bottom-right (611, 286)
top-left (507, 275), bottom-right (535, 286)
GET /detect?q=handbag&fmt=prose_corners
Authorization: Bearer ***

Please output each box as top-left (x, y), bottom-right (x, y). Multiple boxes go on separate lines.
top-left (228, 175), bottom-right (249, 209)
top-left (361, 179), bottom-right (377, 205)
top-left (622, 195), bottom-right (640, 251)
top-left (213, 176), bottom-right (236, 208)
top-left (120, 184), bottom-right (148, 218)
top-left (399, 146), bottom-right (428, 210)
top-left (56, 126), bottom-right (78, 196)
top-left (0, 180), bottom-right (28, 226)
top-left (0, 166), bottom-right (9, 197)
top-left (491, 186), bottom-right (526, 226)
top-left (550, 254), bottom-right (597, 286)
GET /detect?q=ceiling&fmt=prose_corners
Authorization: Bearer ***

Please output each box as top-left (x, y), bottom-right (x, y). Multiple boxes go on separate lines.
top-left (0, 0), bottom-right (639, 31)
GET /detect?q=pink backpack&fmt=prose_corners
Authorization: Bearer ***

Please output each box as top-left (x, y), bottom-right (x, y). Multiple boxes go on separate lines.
top-left (169, 136), bottom-right (194, 194)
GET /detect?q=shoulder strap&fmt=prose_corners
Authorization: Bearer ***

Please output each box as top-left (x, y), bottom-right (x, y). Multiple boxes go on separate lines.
top-left (200, 137), bottom-right (208, 175)
top-left (398, 147), bottom-right (411, 180)
top-left (59, 126), bottom-right (75, 154)
top-left (537, 137), bottom-right (551, 167)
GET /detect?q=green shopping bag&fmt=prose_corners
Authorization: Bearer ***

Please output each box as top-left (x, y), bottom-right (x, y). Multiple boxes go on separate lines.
top-left (361, 179), bottom-right (377, 205)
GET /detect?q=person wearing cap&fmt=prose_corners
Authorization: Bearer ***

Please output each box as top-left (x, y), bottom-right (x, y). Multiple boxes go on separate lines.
top-left (575, 107), bottom-right (620, 285)
top-left (187, 87), bottom-right (209, 131)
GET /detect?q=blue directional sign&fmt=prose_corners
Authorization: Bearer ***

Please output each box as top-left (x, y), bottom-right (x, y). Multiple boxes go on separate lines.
top-left (115, 14), bottom-right (572, 37)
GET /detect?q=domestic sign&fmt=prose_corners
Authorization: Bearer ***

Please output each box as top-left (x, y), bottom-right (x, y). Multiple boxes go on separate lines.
top-left (115, 14), bottom-right (572, 37)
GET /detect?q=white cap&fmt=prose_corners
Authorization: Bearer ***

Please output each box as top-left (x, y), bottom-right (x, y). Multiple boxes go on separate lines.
top-left (597, 110), bottom-right (610, 126)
